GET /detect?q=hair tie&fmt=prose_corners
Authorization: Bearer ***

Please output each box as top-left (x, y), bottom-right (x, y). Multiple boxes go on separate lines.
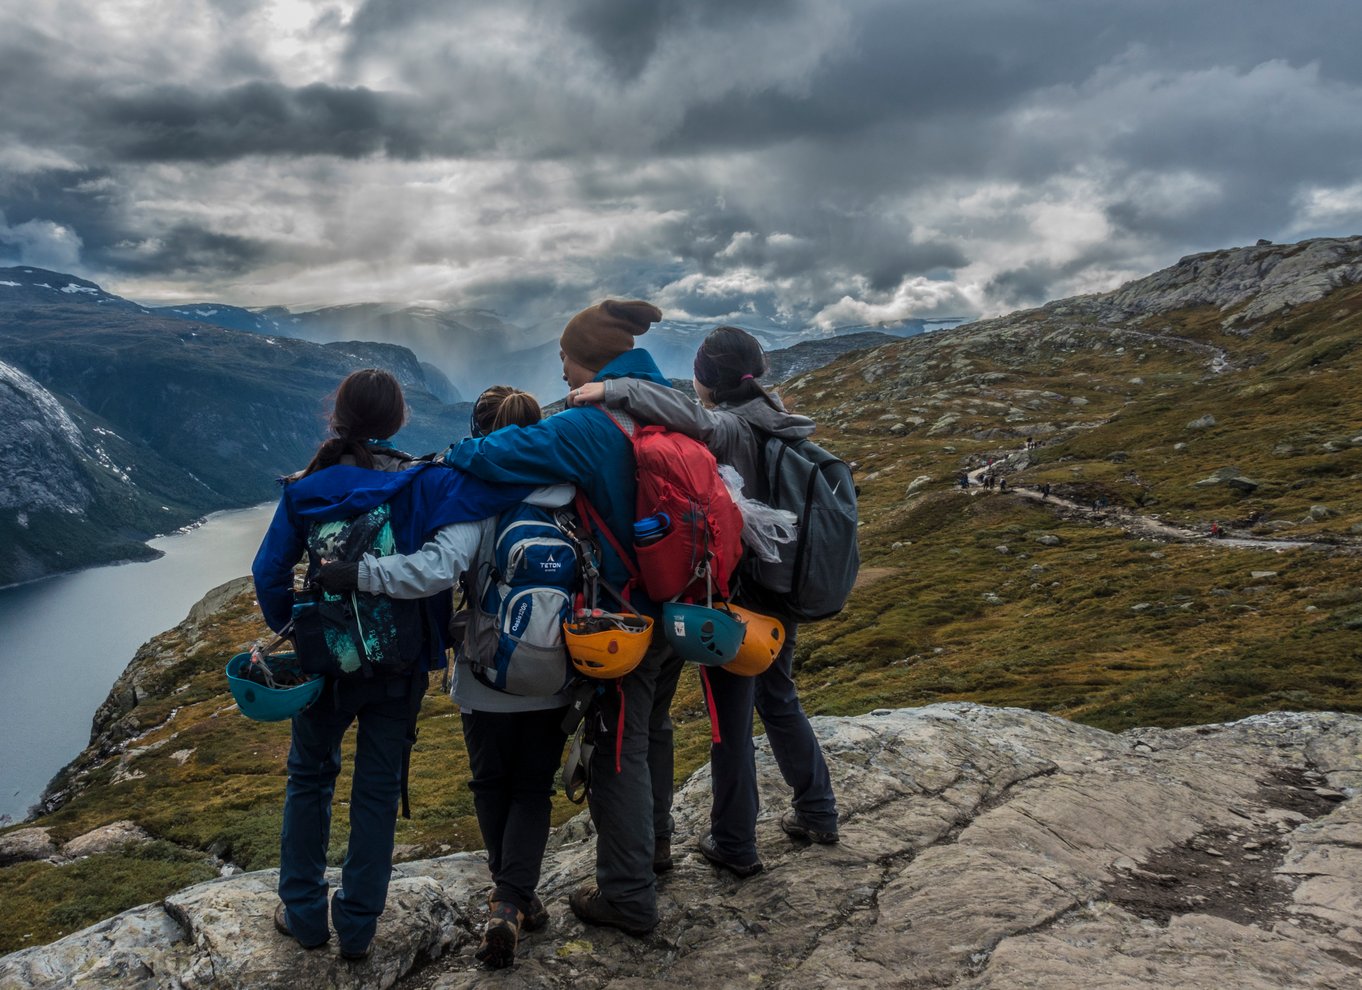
top-left (740, 374), bottom-right (755, 382)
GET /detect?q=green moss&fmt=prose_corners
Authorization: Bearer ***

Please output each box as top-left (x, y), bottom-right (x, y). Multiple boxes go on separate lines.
top-left (0, 842), bottom-right (217, 955)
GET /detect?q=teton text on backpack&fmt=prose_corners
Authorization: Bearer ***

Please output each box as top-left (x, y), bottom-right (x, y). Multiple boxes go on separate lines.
top-left (461, 502), bottom-right (578, 696)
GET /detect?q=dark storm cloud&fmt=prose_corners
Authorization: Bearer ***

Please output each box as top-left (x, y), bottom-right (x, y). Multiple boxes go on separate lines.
top-left (565, 0), bottom-right (795, 80)
top-left (101, 224), bottom-right (271, 276)
top-left (93, 82), bottom-right (438, 163)
top-left (3, 0), bottom-right (1361, 323)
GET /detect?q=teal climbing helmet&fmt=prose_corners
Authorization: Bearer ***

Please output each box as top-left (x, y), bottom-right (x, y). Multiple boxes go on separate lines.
top-left (662, 602), bottom-right (747, 666)
top-left (226, 651), bottom-right (323, 722)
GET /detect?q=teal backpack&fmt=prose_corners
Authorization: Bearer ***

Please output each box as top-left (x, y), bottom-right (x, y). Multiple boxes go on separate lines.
top-left (290, 501), bottom-right (425, 679)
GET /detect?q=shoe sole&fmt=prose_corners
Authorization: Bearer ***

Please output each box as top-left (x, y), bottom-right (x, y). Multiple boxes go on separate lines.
top-left (476, 926), bottom-right (517, 968)
top-left (780, 818), bottom-right (839, 845)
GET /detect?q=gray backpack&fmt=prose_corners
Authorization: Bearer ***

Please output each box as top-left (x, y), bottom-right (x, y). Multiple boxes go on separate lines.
top-left (459, 501), bottom-right (577, 696)
top-left (741, 436), bottom-right (859, 621)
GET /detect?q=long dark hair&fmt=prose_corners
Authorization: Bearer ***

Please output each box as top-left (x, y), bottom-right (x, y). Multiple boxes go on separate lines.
top-left (470, 384), bottom-right (542, 436)
top-left (692, 325), bottom-right (782, 409)
top-left (301, 368), bottom-right (408, 477)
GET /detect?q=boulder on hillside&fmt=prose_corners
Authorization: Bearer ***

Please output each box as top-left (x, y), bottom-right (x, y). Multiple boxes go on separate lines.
top-left (3, 705), bottom-right (1359, 990)
top-left (1193, 468), bottom-right (1260, 494)
top-left (1186, 414), bottom-right (1217, 430)
top-left (61, 821), bottom-right (153, 859)
top-left (0, 827), bottom-right (58, 866)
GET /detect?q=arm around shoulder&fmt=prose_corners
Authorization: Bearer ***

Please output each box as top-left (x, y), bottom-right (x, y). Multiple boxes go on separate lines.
top-left (602, 378), bottom-right (737, 447)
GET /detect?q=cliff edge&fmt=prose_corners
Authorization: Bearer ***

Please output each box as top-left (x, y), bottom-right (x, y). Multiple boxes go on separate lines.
top-left (2, 703), bottom-right (1358, 989)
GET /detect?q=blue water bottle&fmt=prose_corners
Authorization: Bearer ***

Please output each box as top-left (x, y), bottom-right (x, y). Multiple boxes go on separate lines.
top-left (633, 513), bottom-right (671, 546)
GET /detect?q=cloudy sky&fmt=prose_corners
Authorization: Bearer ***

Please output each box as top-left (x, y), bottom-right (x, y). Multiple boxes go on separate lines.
top-left (1, 0), bottom-right (1360, 331)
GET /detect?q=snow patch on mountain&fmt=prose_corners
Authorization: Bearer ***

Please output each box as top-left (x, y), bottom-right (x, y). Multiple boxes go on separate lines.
top-left (0, 360), bottom-right (93, 513)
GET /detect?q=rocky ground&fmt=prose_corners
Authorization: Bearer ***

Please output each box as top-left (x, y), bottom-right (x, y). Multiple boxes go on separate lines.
top-left (3, 704), bottom-right (1358, 990)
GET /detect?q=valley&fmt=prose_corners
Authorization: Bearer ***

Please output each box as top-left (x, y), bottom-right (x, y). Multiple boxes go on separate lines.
top-left (2, 236), bottom-right (1361, 958)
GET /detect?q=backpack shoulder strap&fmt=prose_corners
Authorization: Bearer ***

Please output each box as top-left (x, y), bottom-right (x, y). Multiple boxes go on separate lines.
top-left (601, 405), bottom-right (636, 439)
top-left (572, 491), bottom-right (640, 584)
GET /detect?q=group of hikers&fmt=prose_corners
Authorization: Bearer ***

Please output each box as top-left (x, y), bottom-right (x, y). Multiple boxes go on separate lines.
top-left (244, 301), bottom-right (852, 967)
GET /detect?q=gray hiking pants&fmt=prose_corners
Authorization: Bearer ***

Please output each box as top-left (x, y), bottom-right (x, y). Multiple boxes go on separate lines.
top-left (587, 637), bottom-right (684, 926)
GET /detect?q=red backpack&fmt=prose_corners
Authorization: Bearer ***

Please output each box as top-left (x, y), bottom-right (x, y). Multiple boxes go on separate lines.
top-left (602, 408), bottom-right (743, 603)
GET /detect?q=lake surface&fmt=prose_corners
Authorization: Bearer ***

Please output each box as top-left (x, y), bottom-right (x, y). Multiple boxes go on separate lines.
top-left (0, 502), bottom-right (277, 824)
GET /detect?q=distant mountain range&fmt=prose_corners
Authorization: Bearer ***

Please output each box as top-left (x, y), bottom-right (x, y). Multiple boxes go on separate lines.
top-left (0, 268), bottom-right (904, 584)
top-left (0, 268), bottom-right (468, 585)
top-left (147, 293), bottom-right (966, 401)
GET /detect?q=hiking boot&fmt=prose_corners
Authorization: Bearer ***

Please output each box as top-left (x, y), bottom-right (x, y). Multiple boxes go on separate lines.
top-left (330, 891), bottom-right (372, 961)
top-left (273, 902), bottom-right (329, 950)
top-left (475, 900), bottom-right (522, 969)
top-left (780, 809), bottom-right (839, 845)
top-left (697, 833), bottom-right (764, 879)
top-left (568, 884), bottom-right (656, 937)
top-left (653, 836), bottom-right (674, 874)
top-left (522, 894), bottom-right (549, 933)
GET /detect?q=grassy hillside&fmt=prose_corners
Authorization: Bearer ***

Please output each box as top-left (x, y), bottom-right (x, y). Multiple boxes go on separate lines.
top-left (4, 242), bottom-right (1362, 955)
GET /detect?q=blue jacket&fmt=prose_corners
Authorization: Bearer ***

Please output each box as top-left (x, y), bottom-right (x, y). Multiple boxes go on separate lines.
top-left (252, 461), bottom-right (531, 670)
top-left (445, 348), bottom-right (671, 610)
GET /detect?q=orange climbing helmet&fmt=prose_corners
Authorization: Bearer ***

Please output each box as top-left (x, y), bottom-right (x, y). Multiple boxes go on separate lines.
top-left (563, 611), bottom-right (654, 679)
top-left (721, 604), bottom-right (786, 676)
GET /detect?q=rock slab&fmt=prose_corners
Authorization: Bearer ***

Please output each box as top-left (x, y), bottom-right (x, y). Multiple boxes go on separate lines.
top-left (2, 704), bottom-right (1359, 990)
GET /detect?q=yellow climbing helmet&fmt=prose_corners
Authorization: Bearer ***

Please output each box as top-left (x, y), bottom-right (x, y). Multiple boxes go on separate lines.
top-left (721, 605), bottom-right (786, 676)
top-left (563, 611), bottom-right (654, 679)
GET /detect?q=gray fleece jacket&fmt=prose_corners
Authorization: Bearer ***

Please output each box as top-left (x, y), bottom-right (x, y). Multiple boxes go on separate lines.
top-left (358, 484), bottom-right (574, 713)
top-left (599, 378), bottom-right (815, 487)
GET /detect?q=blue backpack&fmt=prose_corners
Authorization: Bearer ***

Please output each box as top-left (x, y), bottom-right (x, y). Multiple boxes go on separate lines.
top-left (460, 502), bottom-right (578, 696)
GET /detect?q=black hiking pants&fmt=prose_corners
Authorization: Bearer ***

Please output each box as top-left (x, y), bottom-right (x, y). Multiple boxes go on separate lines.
top-left (461, 706), bottom-right (569, 915)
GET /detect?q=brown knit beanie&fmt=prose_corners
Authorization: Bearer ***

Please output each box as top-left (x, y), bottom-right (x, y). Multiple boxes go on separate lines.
top-left (560, 299), bottom-right (662, 372)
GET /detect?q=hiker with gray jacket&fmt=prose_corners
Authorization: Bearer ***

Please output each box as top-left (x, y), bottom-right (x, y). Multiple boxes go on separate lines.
top-left (570, 325), bottom-right (841, 877)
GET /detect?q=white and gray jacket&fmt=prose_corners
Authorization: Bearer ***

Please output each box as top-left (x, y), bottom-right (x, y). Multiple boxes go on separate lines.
top-left (359, 484), bottom-right (575, 714)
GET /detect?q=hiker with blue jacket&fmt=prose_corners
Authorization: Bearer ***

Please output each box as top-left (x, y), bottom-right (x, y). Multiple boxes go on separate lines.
top-left (446, 300), bottom-right (682, 937)
top-left (252, 369), bottom-right (530, 962)
top-left (570, 325), bottom-right (842, 876)
top-left (314, 385), bottom-right (574, 968)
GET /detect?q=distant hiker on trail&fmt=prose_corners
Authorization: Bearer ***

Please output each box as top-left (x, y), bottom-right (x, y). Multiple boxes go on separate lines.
top-left (959, 473), bottom-right (969, 489)
top-left (1041, 483), bottom-right (1051, 500)
top-left (999, 477), bottom-right (1008, 493)
top-left (1210, 521), bottom-right (1223, 539)
top-left (310, 385), bottom-right (574, 968)
top-left (571, 324), bottom-right (845, 877)
top-left (446, 300), bottom-right (682, 938)
top-left (251, 369), bottom-right (530, 962)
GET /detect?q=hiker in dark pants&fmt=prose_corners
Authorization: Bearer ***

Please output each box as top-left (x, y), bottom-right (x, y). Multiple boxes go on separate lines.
top-left (253, 370), bottom-right (529, 961)
top-left (326, 386), bottom-right (572, 967)
top-left (572, 325), bottom-right (842, 876)
top-left (447, 300), bottom-right (681, 937)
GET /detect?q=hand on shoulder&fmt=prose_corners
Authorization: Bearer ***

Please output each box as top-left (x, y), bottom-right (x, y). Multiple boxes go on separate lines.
top-left (567, 382), bottom-right (606, 406)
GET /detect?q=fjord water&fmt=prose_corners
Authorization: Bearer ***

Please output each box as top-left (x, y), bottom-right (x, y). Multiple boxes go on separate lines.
top-left (0, 503), bottom-right (276, 824)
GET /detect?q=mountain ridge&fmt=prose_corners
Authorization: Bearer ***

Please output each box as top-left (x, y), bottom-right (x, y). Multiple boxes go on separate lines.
top-left (3, 234), bottom-right (1362, 967)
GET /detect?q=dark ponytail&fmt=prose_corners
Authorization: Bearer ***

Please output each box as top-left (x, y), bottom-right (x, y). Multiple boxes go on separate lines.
top-left (300, 369), bottom-right (408, 477)
top-left (693, 325), bottom-right (782, 410)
